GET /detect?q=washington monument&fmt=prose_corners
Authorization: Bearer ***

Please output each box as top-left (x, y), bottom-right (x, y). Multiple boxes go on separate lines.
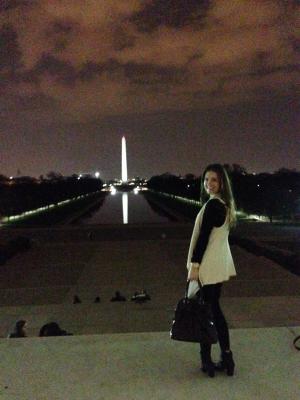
top-left (121, 136), bottom-right (128, 182)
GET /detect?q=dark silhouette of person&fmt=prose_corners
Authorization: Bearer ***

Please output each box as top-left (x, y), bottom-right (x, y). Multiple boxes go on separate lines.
top-left (94, 296), bottom-right (101, 303)
top-left (131, 291), bottom-right (138, 298)
top-left (130, 291), bottom-right (139, 301)
top-left (73, 295), bottom-right (81, 304)
top-left (39, 322), bottom-right (73, 336)
top-left (131, 290), bottom-right (151, 304)
top-left (110, 291), bottom-right (126, 302)
top-left (8, 320), bottom-right (27, 338)
top-left (141, 289), bottom-right (151, 300)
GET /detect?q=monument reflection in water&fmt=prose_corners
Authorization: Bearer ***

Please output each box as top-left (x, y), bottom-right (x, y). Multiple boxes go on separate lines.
top-left (119, 190), bottom-right (140, 225)
top-left (121, 136), bottom-right (128, 224)
top-left (122, 193), bottom-right (128, 224)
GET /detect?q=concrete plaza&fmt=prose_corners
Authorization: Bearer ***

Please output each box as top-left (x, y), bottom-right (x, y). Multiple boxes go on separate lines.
top-left (1, 327), bottom-right (299, 400)
top-left (0, 224), bottom-right (299, 399)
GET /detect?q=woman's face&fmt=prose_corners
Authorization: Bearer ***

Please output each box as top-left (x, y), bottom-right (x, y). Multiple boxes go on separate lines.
top-left (204, 170), bottom-right (221, 196)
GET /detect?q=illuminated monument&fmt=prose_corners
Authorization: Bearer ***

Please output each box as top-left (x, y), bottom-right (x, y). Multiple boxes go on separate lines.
top-left (121, 136), bottom-right (128, 182)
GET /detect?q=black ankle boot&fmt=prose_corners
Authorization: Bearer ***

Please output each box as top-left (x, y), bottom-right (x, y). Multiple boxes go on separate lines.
top-left (216, 351), bottom-right (235, 376)
top-left (200, 351), bottom-right (215, 378)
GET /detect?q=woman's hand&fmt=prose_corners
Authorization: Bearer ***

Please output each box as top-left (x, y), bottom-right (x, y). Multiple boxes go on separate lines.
top-left (187, 263), bottom-right (200, 281)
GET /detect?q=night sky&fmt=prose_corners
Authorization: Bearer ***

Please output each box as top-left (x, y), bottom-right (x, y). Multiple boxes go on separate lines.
top-left (0, 0), bottom-right (299, 179)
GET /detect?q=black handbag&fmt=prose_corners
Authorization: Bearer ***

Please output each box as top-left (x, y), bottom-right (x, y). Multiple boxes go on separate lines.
top-left (170, 281), bottom-right (218, 344)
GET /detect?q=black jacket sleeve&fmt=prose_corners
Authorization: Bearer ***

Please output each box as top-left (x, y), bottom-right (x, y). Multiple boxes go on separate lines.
top-left (191, 199), bottom-right (226, 264)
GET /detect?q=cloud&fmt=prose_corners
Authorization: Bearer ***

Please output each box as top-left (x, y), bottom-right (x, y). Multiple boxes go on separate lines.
top-left (33, 53), bottom-right (77, 85)
top-left (0, 24), bottom-right (22, 79)
top-left (44, 0), bottom-right (142, 26)
top-left (0, 0), bottom-right (298, 125)
top-left (130, 0), bottom-right (210, 31)
top-left (0, 0), bottom-right (34, 13)
top-left (78, 59), bottom-right (184, 86)
top-left (114, 26), bottom-right (201, 68)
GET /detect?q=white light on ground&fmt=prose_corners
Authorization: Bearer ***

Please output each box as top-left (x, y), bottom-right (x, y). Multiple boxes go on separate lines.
top-left (111, 186), bottom-right (117, 195)
top-left (1, 192), bottom-right (96, 225)
top-left (248, 214), bottom-right (268, 221)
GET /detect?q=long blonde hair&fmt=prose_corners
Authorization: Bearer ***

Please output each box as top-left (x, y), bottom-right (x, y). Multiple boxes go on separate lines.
top-left (200, 164), bottom-right (237, 227)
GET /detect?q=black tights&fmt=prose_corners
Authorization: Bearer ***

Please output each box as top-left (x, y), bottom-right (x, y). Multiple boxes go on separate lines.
top-left (200, 283), bottom-right (230, 354)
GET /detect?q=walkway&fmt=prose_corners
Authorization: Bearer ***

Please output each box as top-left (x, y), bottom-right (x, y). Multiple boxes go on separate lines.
top-left (0, 224), bottom-right (299, 399)
top-left (1, 327), bottom-right (299, 400)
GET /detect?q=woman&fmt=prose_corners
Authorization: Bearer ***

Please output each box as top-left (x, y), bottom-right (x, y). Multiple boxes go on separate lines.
top-left (186, 164), bottom-right (236, 378)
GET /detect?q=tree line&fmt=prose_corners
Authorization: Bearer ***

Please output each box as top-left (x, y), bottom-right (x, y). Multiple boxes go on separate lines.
top-left (0, 173), bottom-right (103, 218)
top-left (147, 165), bottom-right (300, 222)
top-left (1, 166), bottom-right (299, 222)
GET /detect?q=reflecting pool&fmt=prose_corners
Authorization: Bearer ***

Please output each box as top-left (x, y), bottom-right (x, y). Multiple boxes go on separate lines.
top-left (75, 191), bottom-right (177, 225)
